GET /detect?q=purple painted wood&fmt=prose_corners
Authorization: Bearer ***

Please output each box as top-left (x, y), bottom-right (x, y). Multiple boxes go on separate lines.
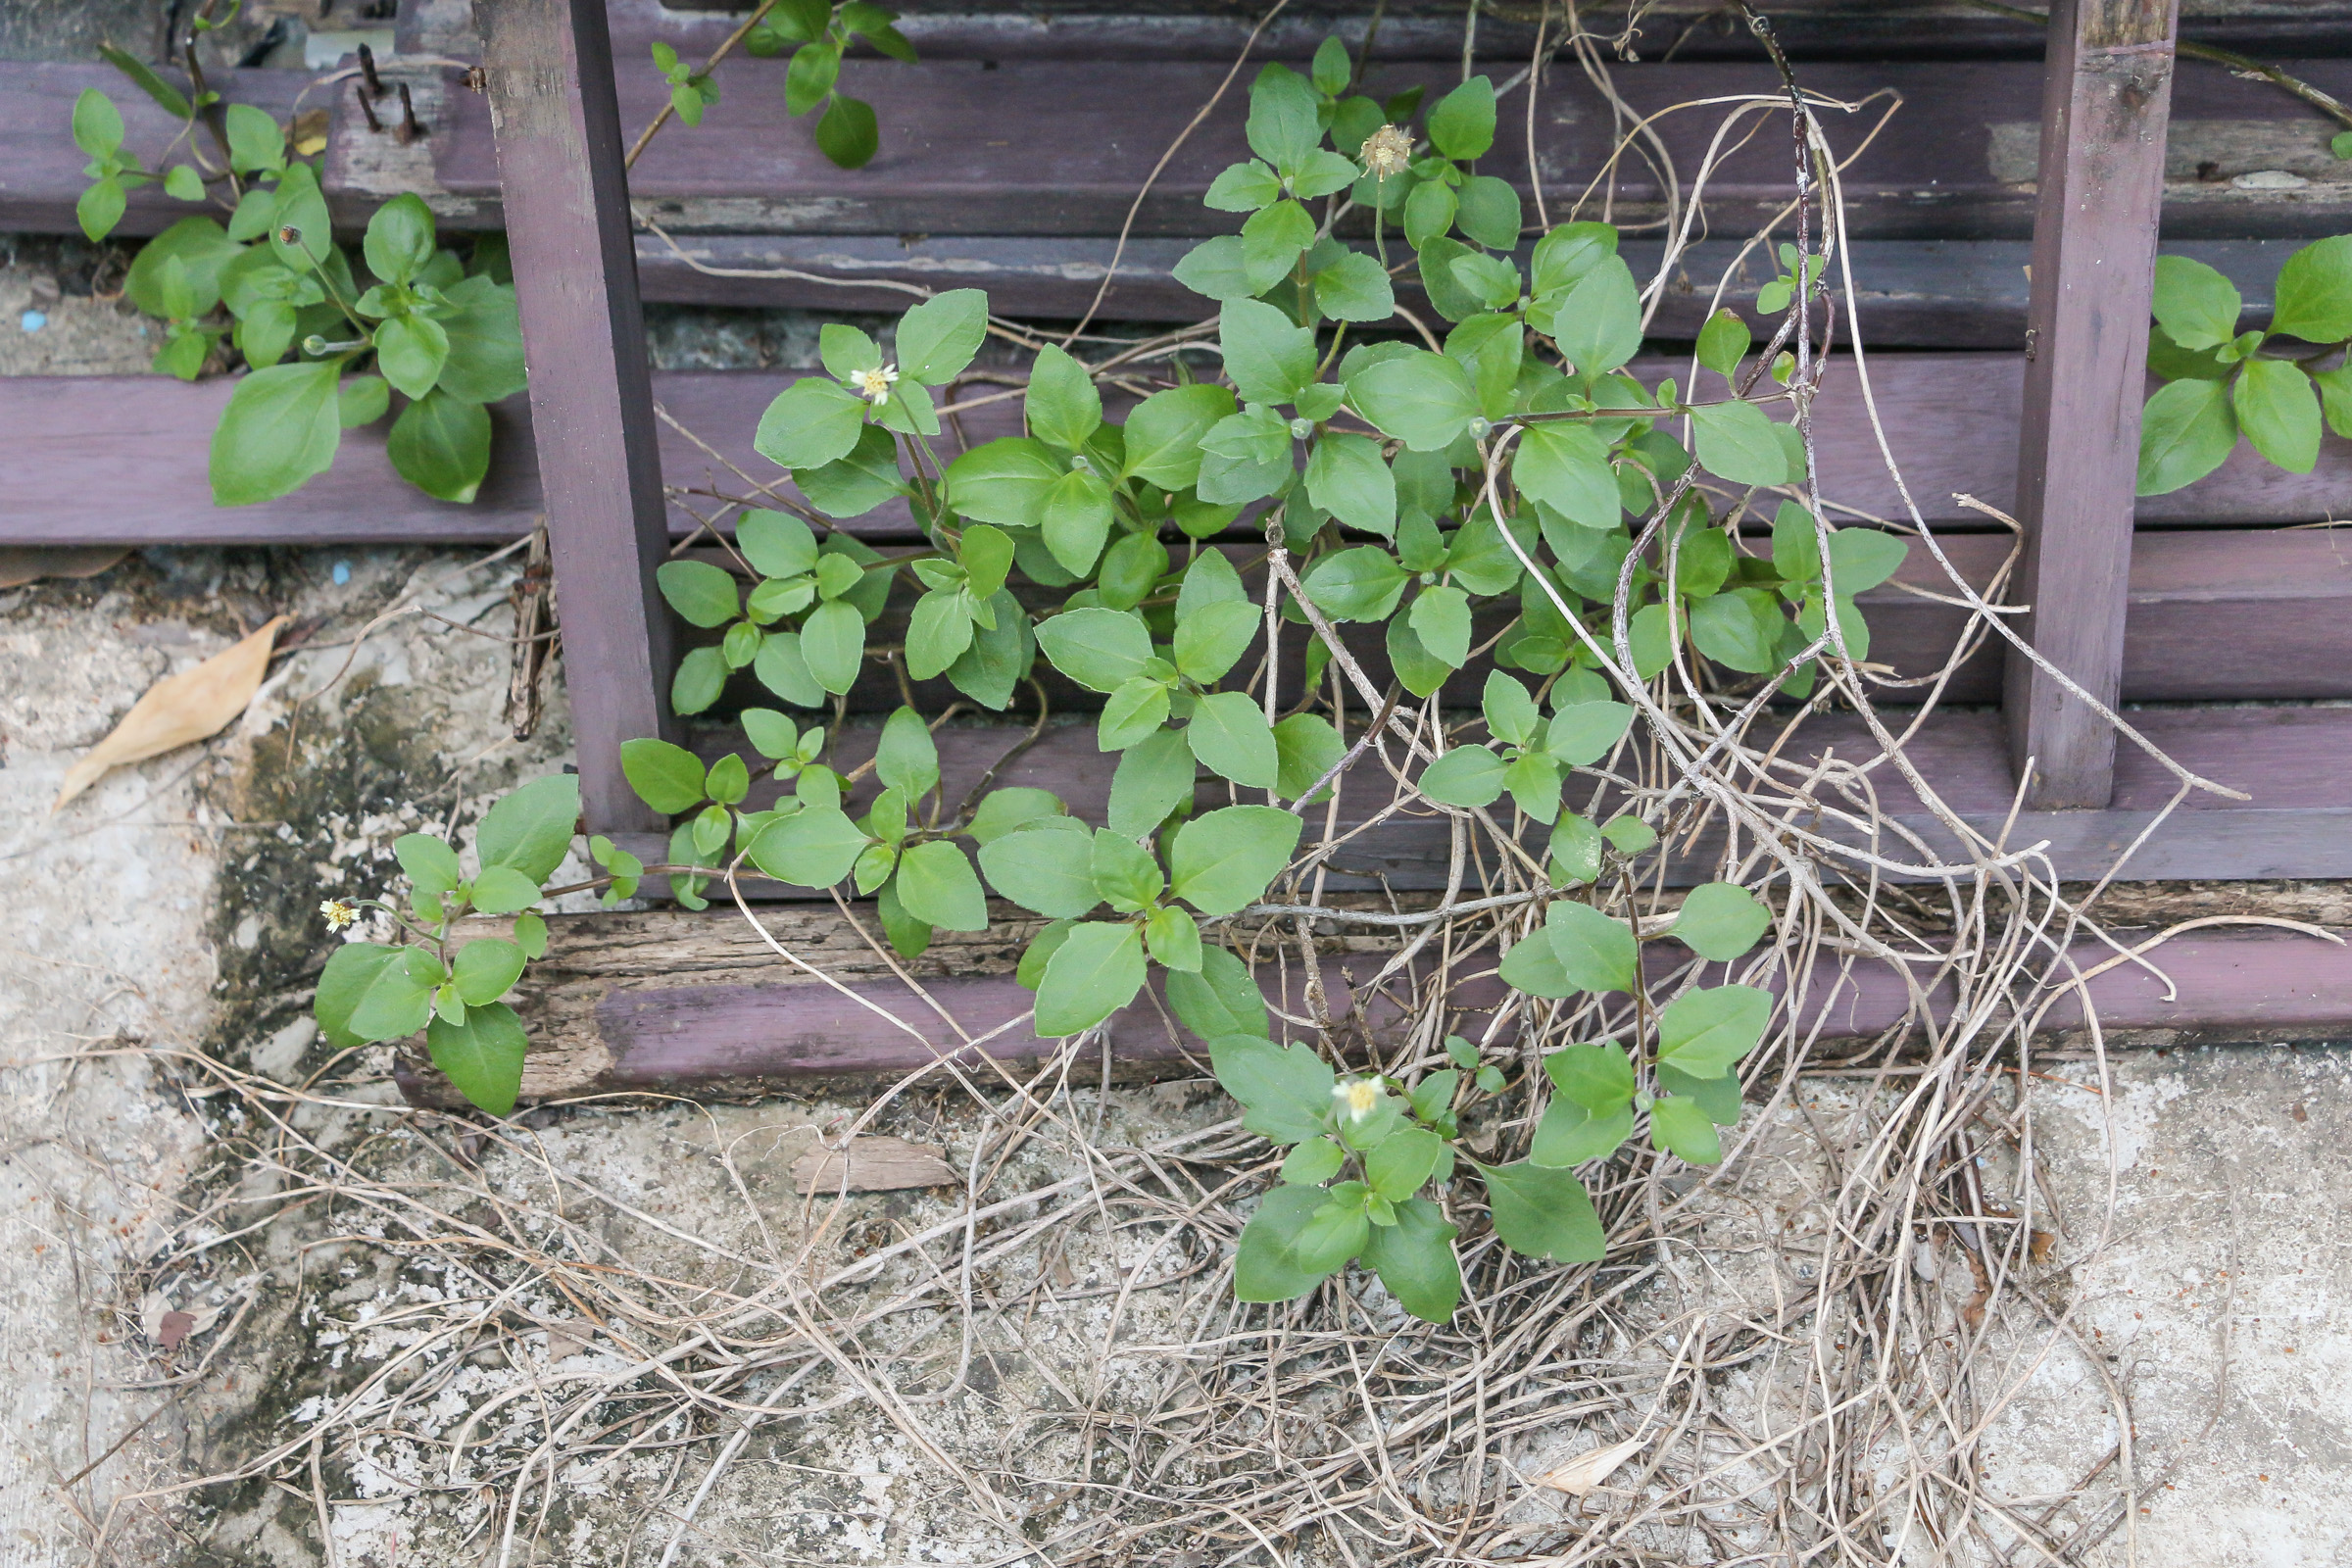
top-left (476, 0), bottom-right (675, 835)
top-left (2004, 0), bottom-right (2180, 809)
top-left (396, 923), bottom-right (2352, 1105)
top-left (422, 53), bottom-right (2352, 243)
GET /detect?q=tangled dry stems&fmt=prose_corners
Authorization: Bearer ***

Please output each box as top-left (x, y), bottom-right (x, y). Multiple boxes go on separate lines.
top-left (72, 6), bottom-right (2266, 1564)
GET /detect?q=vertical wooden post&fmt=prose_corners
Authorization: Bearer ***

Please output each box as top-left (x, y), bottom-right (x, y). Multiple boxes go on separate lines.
top-left (475, 0), bottom-right (675, 835)
top-left (2003, 0), bottom-right (2180, 808)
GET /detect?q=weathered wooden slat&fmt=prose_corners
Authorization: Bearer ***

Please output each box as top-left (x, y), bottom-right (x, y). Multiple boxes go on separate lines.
top-left (478, 0), bottom-right (676, 836)
top-left (631, 235), bottom-right (2299, 346)
top-left (395, 904), bottom-right (2352, 1106)
top-left (417, 54), bottom-right (2352, 242)
top-left (12, 354), bottom-right (2347, 547)
top-left (2005, 0), bottom-right (2180, 809)
top-left (401, 0), bottom-right (2352, 68)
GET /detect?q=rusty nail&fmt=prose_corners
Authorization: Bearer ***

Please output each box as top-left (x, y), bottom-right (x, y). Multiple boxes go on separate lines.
top-left (357, 40), bottom-right (384, 98)
top-left (353, 78), bottom-right (382, 133)
top-left (395, 81), bottom-right (424, 145)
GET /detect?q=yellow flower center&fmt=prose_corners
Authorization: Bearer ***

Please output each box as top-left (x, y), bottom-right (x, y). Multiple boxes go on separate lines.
top-left (854, 365), bottom-right (900, 405)
top-left (1337, 1079), bottom-right (1380, 1118)
top-left (1360, 123), bottom-right (1413, 180)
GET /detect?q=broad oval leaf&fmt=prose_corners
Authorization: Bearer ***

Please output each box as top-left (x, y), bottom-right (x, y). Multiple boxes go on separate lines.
top-left (1347, 351), bottom-right (1481, 452)
top-left (894, 288), bottom-right (989, 385)
top-left (2135, 376), bottom-right (2238, 496)
top-left (1475, 1159), bottom-right (1605, 1262)
top-left (475, 774), bottom-right (581, 883)
top-left (754, 376), bottom-right (869, 470)
top-left (1034, 920), bottom-right (1147, 1036)
top-left (978, 824), bottom-right (1102, 918)
top-left (1672, 882), bottom-right (1771, 961)
top-left (1036, 607), bottom-right (1153, 693)
top-left (1167, 945), bottom-right (1270, 1041)
top-left (211, 362), bottom-right (342, 506)
top-left (1168, 806), bottom-right (1303, 916)
top-left (892, 840), bottom-right (988, 931)
top-left (425, 1002), bottom-right (528, 1115)
top-left (1362, 1196), bottom-right (1463, 1322)
top-left (1654, 984), bottom-right (1773, 1078)
top-left (1419, 744), bottom-right (1507, 808)
top-left (747, 806), bottom-right (871, 888)
top-left (1186, 691), bottom-right (1281, 789)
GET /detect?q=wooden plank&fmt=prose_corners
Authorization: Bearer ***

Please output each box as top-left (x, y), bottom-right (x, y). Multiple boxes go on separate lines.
top-left (10, 356), bottom-right (2352, 546)
top-left (395, 905), bottom-right (2352, 1105)
top-left (476, 0), bottom-right (675, 836)
top-left (403, 0), bottom-right (2352, 68)
top-left (419, 54), bottom-right (2352, 242)
top-left (2004, 0), bottom-right (2180, 809)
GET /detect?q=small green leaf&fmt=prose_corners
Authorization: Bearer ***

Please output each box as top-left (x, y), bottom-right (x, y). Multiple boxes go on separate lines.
top-left (1672, 883), bottom-right (1771, 960)
top-left (1146, 904), bottom-right (1203, 971)
top-left (1348, 351), bottom-right (1481, 452)
top-left (1213, 1034), bottom-right (1337, 1144)
top-left (1476, 1159), bottom-right (1605, 1262)
top-left (1427, 75), bottom-right (1496, 161)
top-left (1601, 813), bottom-right (1656, 854)
top-left (755, 377), bottom-right (869, 470)
top-left (2151, 253), bottom-right (2243, 351)
top-left (1272, 712), bottom-right (1346, 804)
top-left (1282, 1138), bottom-right (1345, 1186)
top-left (1313, 249), bottom-right (1396, 323)
top-left (747, 806), bottom-right (870, 888)
top-left (1530, 1097), bottom-right (1633, 1168)
top-left (210, 362), bottom-right (342, 506)
top-left (1034, 921), bottom-right (1148, 1036)
top-left (657, 560), bottom-right (742, 628)
top-left (1689, 400), bottom-right (1789, 487)
top-left (893, 840), bottom-right (988, 931)
top-left (875, 705), bottom-right (941, 798)
top-left (2270, 235), bottom-right (2352, 344)
top-left (98, 43), bottom-right (191, 120)
top-left (814, 92), bottom-right (880, 168)
top-left (1362, 1197), bottom-right (1462, 1321)
top-left (1648, 1095), bottom-right (1722, 1164)
top-left (895, 288), bottom-right (989, 386)
top-left (1654, 984), bottom-right (1773, 1078)
top-left (1419, 744), bottom-right (1507, 808)
top-left (1036, 607), bottom-right (1154, 693)
top-left (425, 1002), bottom-right (528, 1116)
top-left (977, 825), bottom-right (1100, 918)
top-left (1168, 806), bottom-right (1302, 915)
top-left (799, 599), bottom-right (867, 694)
top-left (1299, 546), bottom-right (1409, 622)
top-left (1305, 432), bottom-right (1397, 536)
top-left (1234, 1184), bottom-right (1343, 1302)
top-left (316, 943), bottom-right (410, 1048)
top-left (475, 774), bottom-right (580, 885)
top-left (1167, 944), bottom-right (1269, 1041)
top-left (224, 102), bottom-right (286, 173)
top-left (1187, 692), bottom-right (1281, 790)
top-left (1025, 342), bottom-right (1102, 449)
top-left (1121, 383), bottom-right (1239, 490)
top-left (2232, 357), bottom-right (2322, 473)
top-left (1696, 308), bottom-right (1751, 378)
top-left (1366, 1126), bottom-right (1444, 1200)
top-left (1220, 297), bottom-right (1318, 406)
top-left (387, 389), bottom-right (491, 504)
top-left (364, 192), bottom-right (438, 287)
top-left (2136, 376), bottom-right (2238, 496)
top-left (451, 937), bottom-right (527, 1006)
top-left (1107, 725), bottom-right (1199, 837)
top-left (1172, 599), bottom-right (1261, 685)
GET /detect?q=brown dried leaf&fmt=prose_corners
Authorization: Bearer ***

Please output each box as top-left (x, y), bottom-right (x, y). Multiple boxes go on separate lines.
top-left (1536, 1435), bottom-right (1646, 1498)
top-left (156, 1309), bottom-right (195, 1352)
top-left (51, 615), bottom-right (287, 811)
top-left (791, 1136), bottom-right (957, 1195)
top-left (0, 547), bottom-right (125, 590)
top-left (543, 1318), bottom-right (596, 1360)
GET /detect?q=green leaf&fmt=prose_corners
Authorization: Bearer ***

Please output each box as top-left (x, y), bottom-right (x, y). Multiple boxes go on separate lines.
top-left (737, 511), bottom-right (820, 580)
top-left (705, 753), bottom-right (751, 808)
top-left (799, 599), bottom-right (867, 694)
top-left (1690, 588), bottom-right (1785, 675)
top-left (268, 162), bottom-right (333, 270)
top-left (895, 288), bottom-right (988, 385)
top-left (965, 787), bottom-right (1065, 844)
top-left (1282, 1138), bottom-right (1345, 1185)
top-left (387, 390), bottom-right (491, 504)
top-left (671, 649), bottom-right (729, 714)
top-left (364, 192), bottom-right (437, 286)
top-left (1515, 424), bottom-right (1619, 529)
top-left (2232, 357), bottom-right (2322, 473)
top-left (893, 840), bottom-right (988, 931)
top-left (210, 362), bottom-right (342, 506)
top-left (795, 423), bottom-right (905, 518)
top-left (1827, 527), bottom-right (1908, 594)
top-left (1196, 407), bottom-right (1295, 504)
top-left (1167, 806), bottom-right (1300, 915)
top-left (98, 44), bottom-right (191, 120)
top-left (1234, 1185), bottom-right (1343, 1301)
top-left (1654, 984), bottom-right (1773, 1077)
top-left (875, 706), bottom-right (941, 799)
top-left (1300, 545), bottom-right (1409, 622)
top-left (946, 436), bottom-right (1062, 527)
top-left (1366, 1126), bottom-right (1444, 1200)
top-left (1690, 400), bottom-right (1789, 486)
top-left (1313, 250), bottom-right (1396, 323)
top-left (1168, 945), bottom-right (1269, 1041)
top-left (76, 175), bottom-right (125, 244)
top-left (125, 217), bottom-right (240, 318)
top-left (1362, 1197), bottom-right (1462, 1321)
top-left (747, 807), bottom-right (870, 888)
top-left (1172, 599), bottom-right (1261, 686)
top-left (460, 862), bottom-right (536, 916)
top-left (396, 832), bottom-right (463, 897)
top-left (1454, 173), bottom-right (1523, 250)
top-left (1649, 1095), bottom-right (1723, 1164)
top-left (1530, 1096), bottom-right (1633, 1167)
top-left (1408, 584), bottom-right (1472, 668)
top-left (980, 823), bottom-right (1101, 918)
top-left (317, 943), bottom-right (408, 1048)
top-left (1036, 607), bottom-right (1153, 693)
top-left (2270, 235), bottom-right (2352, 344)
top-left (1187, 691), bottom-right (1281, 789)
top-left (1696, 308), bottom-right (1751, 378)
top-left (1213, 1034), bottom-right (1336, 1143)
top-left (1245, 64), bottom-right (1322, 170)
top-left (1123, 383), bottom-right (1238, 489)
top-left (2151, 253), bottom-right (2243, 351)
top-left (1206, 158), bottom-right (1284, 212)
top-left (814, 92), bottom-right (879, 168)
top-left (656, 560), bottom-right (741, 629)
top-left (755, 377), bottom-right (869, 470)
top-left (475, 774), bottom-right (580, 884)
top-left (1348, 352), bottom-right (1481, 452)
top-left (163, 162), bottom-right (204, 202)
top-left (2136, 376), bottom-right (2238, 495)
top-left (1034, 921), bottom-right (1148, 1036)
top-left (1657, 1060), bottom-right (1741, 1125)
top-left (1272, 712), bottom-right (1346, 803)
top-left (1427, 75), bottom-right (1496, 160)
top-left (1171, 235), bottom-right (1263, 304)
top-left (1142, 903), bottom-right (1200, 971)
top-left (451, 937), bottom-right (526, 1006)
top-left (425, 1002), bottom-right (528, 1115)
top-left (347, 946), bottom-right (443, 1042)
top-left (1602, 813), bottom-right (1656, 854)
top-left (1476, 1159), bottom-right (1604, 1262)
top-left (338, 375), bottom-right (390, 428)
top-left (754, 632), bottom-right (828, 708)
top-left (1220, 297), bottom-right (1318, 407)
top-left (1546, 1041), bottom-right (1636, 1113)
top-left (1673, 882), bottom-right (1770, 960)
top-left (1537, 257), bottom-right (1643, 378)
top-left (1025, 342), bottom-right (1102, 449)
top-left (222, 102), bottom-right (285, 173)
top-left (1384, 612), bottom-right (1452, 700)
top-left (433, 274), bottom-right (529, 404)
top-left (1107, 726), bottom-right (1199, 837)
top-left (1544, 701), bottom-right (1635, 767)
top-left (1500, 901), bottom-right (1637, 997)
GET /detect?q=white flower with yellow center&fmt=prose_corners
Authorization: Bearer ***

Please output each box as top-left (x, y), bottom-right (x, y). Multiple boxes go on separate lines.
top-left (852, 364), bottom-right (900, 406)
top-left (1359, 123), bottom-right (1413, 180)
top-left (319, 900), bottom-right (359, 931)
top-left (1334, 1078), bottom-right (1380, 1119)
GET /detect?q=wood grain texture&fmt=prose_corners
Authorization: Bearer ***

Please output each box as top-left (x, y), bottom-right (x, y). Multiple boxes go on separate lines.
top-left (394, 901), bottom-right (2352, 1105)
top-left (2004, 0), bottom-right (2180, 808)
top-left (417, 54), bottom-right (2352, 242)
top-left (13, 354), bottom-right (2350, 547)
top-left (476, 0), bottom-right (676, 834)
